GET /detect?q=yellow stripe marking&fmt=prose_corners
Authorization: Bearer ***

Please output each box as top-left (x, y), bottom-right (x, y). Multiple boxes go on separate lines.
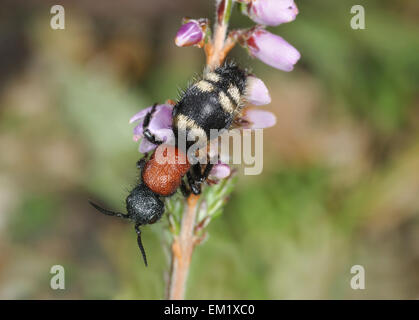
top-left (219, 91), bottom-right (235, 114)
top-left (175, 114), bottom-right (206, 139)
top-left (195, 80), bottom-right (214, 92)
top-left (227, 84), bottom-right (241, 104)
top-left (205, 72), bottom-right (221, 83)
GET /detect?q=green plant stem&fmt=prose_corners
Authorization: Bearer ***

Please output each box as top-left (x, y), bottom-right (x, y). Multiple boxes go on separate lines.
top-left (166, 195), bottom-right (199, 300)
top-left (207, 0), bottom-right (235, 69)
top-left (166, 0), bottom-right (234, 300)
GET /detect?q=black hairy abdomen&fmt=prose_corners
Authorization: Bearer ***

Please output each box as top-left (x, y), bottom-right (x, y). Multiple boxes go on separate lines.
top-left (172, 63), bottom-right (248, 145)
top-left (174, 90), bottom-right (233, 137)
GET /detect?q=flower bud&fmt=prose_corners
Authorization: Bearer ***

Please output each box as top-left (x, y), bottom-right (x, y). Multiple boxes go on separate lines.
top-left (247, 0), bottom-right (299, 26)
top-left (241, 109), bottom-right (276, 129)
top-left (209, 161), bottom-right (231, 179)
top-left (246, 28), bottom-right (300, 71)
top-left (175, 20), bottom-right (204, 47)
top-left (246, 76), bottom-right (271, 105)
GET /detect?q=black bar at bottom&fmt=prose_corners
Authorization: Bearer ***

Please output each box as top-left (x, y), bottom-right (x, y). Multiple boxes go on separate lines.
top-left (0, 300), bottom-right (415, 318)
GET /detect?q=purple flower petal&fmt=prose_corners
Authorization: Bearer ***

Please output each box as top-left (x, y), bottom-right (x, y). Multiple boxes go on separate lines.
top-left (130, 104), bottom-right (174, 153)
top-left (133, 123), bottom-right (144, 137)
top-left (247, 29), bottom-right (300, 72)
top-left (242, 109), bottom-right (277, 129)
top-left (175, 21), bottom-right (204, 47)
top-left (249, 0), bottom-right (299, 26)
top-left (129, 108), bottom-right (150, 124)
top-left (209, 162), bottom-right (231, 179)
top-left (147, 104), bottom-right (173, 137)
top-left (139, 138), bottom-right (157, 153)
top-left (246, 76), bottom-right (271, 105)
top-left (153, 128), bottom-right (176, 145)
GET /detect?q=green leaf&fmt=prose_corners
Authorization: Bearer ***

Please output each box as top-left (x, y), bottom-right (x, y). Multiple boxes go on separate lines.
top-left (201, 174), bottom-right (237, 220)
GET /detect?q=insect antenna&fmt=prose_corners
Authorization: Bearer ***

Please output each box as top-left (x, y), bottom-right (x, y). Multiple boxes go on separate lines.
top-left (88, 200), bottom-right (131, 220)
top-left (135, 223), bottom-right (148, 267)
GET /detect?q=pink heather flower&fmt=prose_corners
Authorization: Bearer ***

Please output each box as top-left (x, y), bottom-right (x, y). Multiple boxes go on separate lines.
top-left (129, 104), bottom-right (173, 153)
top-left (241, 109), bottom-right (276, 129)
top-left (248, 0), bottom-right (299, 26)
top-left (246, 76), bottom-right (271, 105)
top-left (175, 20), bottom-right (204, 47)
top-left (246, 29), bottom-right (300, 72)
top-left (209, 161), bottom-right (231, 179)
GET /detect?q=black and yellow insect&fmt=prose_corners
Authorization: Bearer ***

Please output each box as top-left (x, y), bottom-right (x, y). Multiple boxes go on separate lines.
top-left (173, 62), bottom-right (248, 146)
top-left (89, 62), bottom-right (253, 266)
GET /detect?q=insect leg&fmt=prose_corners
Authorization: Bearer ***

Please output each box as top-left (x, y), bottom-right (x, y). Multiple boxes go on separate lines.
top-left (187, 171), bottom-right (201, 195)
top-left (142, 103), bottom-right (163, 145)
top-left (136, 154), bottom-right (148, 170)
top-left (192, 163), bottom-right (214, 183)
top-left (199, 163), bottom-right (214, 182)
top-left (180, 179), bottom-right (191, 197)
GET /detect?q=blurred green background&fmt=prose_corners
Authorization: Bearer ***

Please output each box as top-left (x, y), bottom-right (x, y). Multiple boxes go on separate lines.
top-left (1, 0), bottom-right (419, 299)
